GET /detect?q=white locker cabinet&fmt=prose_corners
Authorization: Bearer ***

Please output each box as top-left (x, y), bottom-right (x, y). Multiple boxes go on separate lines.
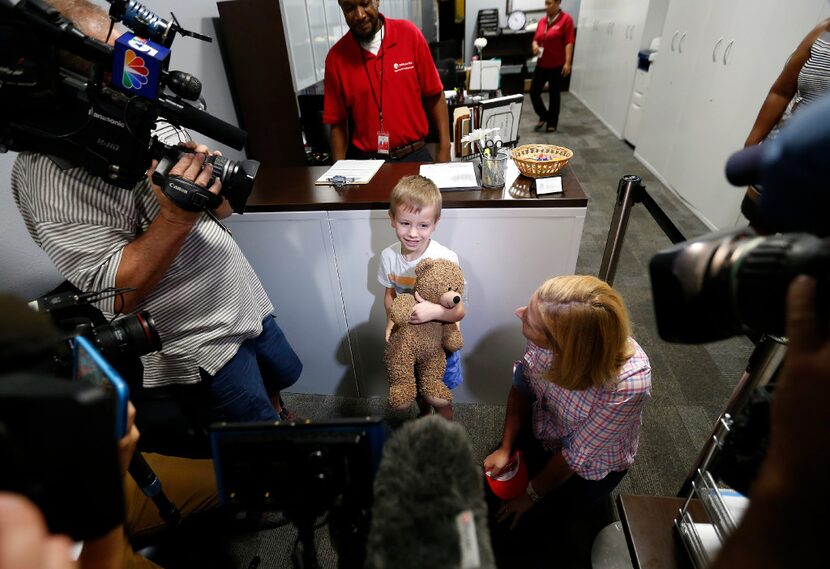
top-left (635, 0), bottom-right (826, 229)
top-left (571, 0), bottom-right (651, 137)
top-left (635, 0), bottom-right (714, 179)
top-left (623, 68), bottom-right (651, 145)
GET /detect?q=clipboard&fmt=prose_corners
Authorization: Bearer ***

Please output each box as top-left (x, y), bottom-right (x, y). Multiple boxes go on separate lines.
top-left (315, 160), bottom-right (385, 185)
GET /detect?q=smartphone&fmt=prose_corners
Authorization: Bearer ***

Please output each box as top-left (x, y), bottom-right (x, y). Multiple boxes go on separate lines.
top-left (72, 336), bottom-right (130, 439)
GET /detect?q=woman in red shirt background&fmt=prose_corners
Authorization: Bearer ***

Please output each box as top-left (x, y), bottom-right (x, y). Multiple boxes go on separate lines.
top-left (530, 0), bottom-right (575, 133)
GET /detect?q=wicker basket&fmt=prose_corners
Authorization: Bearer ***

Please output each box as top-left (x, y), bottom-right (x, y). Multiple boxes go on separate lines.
top-left (511, 144), bottom-right (573, 178)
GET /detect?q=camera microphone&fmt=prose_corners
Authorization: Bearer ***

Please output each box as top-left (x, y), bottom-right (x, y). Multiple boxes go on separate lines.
top-left (725, 94), bottom-right (830, 235)
top-left (366, 416), bottom-right (494, 569)
top-left (129, 453), bottom-right (181, 526)
top-left (165, 70), bottom-right (201, 101)
top-left (724, 144), bottom-right (767, 187)
top-left (156, 96), bottom-right (247, 150)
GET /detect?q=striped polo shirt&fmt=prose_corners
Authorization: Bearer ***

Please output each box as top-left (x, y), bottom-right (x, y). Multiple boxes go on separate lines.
top-left (11, 151), bottom-right (273, 388)
top-left (517, 339), bottom-right (652, 480)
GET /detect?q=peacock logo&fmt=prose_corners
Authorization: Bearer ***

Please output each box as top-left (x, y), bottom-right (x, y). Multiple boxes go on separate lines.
top-left (122, 50), bottom-right (149, 90)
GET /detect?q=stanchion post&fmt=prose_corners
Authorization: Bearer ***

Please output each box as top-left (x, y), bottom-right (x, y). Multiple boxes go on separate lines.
top-left (598, 175), bottom-right (643, 285)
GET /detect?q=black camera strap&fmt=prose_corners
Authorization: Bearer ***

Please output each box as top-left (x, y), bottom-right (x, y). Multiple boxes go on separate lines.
top-left (161, 176), bottom-right (231, 235)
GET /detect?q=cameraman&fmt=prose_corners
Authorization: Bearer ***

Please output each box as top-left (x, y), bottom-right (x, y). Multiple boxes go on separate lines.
top-left (711, 275), bottom-right (826, 568)
top-left (11, 0), bottom-right (302, 424)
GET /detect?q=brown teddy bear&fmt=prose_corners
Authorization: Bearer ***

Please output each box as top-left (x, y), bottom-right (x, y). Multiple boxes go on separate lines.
top-left (384, 258), bottom-right (465, 408)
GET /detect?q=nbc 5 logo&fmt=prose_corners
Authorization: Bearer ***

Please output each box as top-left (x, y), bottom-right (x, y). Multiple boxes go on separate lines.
top-left (127, 36), bottom-right (159, 57)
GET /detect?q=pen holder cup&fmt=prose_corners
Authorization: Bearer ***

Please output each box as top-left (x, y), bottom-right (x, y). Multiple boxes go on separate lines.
top-left (481, 150), bottom-right (509, 189)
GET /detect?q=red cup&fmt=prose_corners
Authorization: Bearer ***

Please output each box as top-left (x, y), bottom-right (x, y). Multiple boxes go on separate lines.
top-left (485, 451), bottom-right (528, 500)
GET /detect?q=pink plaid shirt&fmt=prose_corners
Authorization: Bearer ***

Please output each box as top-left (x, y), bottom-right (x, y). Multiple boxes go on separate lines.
top-left (519, 339), bottom-right (652, 480)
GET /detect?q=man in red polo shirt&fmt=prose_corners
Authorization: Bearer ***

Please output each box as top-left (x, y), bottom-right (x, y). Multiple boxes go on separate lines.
top-left (324, 0), bottom-right (451, 162)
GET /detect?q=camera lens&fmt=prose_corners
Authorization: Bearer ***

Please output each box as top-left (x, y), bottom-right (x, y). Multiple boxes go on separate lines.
top-left (92, 311), bottom-right (162, 361)
top-left (205, 155), bottom-right (260, 214)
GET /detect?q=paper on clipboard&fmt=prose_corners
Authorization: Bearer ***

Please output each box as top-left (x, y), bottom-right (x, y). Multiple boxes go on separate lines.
top-left (419, 162), bottom-right (480, 191)
top-left (315, 160), bottom-right (385, 185)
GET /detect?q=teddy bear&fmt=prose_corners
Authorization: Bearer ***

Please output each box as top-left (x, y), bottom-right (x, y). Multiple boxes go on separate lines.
top-left (384, 257), bottom-right (465, 409)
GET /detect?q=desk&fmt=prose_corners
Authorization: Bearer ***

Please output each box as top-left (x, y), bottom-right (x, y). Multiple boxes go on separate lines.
top-left (226, 163), bottom-right (587, 402)
top-left (617, 495), bottom-right (707, 569)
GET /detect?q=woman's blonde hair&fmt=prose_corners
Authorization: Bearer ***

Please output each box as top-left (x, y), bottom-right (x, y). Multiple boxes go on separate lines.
top-left (535, 275), bottom-right (634, 390)
top-left (388, 175), bottom-right (442, 220)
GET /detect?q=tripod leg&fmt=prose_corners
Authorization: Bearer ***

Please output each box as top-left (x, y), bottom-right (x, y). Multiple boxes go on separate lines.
top-left (677, 335), bottom-right (787, 497)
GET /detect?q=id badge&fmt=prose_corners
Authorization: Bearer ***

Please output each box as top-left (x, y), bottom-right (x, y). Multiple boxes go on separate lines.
top-left (377, 130), bottom-right (390, 155)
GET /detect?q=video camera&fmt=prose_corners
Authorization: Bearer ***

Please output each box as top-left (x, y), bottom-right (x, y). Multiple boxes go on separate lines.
top-left (648, 94), bottom-right (830, 493)
top-left (0, 0), bottom-right (259, 213)
top-left (29, 286), bottom-right (161, 379)
top-left (0, 291), bottom-right (132, 541)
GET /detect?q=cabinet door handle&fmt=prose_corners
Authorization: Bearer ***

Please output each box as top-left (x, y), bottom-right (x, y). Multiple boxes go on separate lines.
top-left (629, 24), bottom-right (635, 40)
top-left (671, 30), bottom-right (680, 52)
top-left (723, 39), bottom-right (735, 65)
top-left (679, 31), bottom-right (687, 54)
top-left (712, 37), bottom-right (723, 62)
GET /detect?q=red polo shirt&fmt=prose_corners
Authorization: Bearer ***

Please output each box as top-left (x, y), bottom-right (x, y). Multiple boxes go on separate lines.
top-left (323, 16), bottom-right (443, 153)
top-left (533, 11), bottom-right (575, 69)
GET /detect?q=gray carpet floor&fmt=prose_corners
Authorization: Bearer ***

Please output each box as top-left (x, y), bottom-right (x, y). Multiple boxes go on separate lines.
top-left (214, 92), bottom-right (756, 568)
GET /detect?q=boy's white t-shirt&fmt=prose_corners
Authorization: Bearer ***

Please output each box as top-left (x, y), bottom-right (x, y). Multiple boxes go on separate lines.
top-left (377, 239), bottom-right (465, 297)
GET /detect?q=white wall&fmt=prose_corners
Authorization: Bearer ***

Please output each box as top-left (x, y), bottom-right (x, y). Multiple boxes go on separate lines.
top-left (465, 0), bottom-right (581, 63)
top-left (0, 160), bottom-right (63, 298)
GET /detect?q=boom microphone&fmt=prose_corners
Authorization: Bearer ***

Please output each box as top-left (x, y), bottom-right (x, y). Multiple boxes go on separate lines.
top-left (365, 416), bottom-right (495, 569)
top-left (724, 144), bottom-right (766, 187)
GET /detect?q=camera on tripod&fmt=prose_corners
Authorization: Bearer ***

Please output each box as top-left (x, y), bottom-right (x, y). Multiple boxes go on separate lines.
top-left (648, 95), bottom-right (830, 494)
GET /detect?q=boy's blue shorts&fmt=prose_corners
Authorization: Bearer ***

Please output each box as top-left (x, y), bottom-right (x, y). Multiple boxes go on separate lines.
top-left (443, 350), bottom-right (463, 390)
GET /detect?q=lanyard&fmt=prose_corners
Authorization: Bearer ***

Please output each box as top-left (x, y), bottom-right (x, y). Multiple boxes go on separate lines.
top-left (360, 25), bottom-right (385, 129)
top-left (542, 12), bottom-right (562, 42)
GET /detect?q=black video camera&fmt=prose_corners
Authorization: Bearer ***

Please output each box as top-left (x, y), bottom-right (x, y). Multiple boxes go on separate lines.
top-left (650, 229), bottom-right (830, 344)
top-left (0, 373), bottom-right (126, 541)
top-left (30, 287), bottom-right (161, 379)
top-left (648, 94), bottom-right (830, 493)
top-left (0, 0), bottom-right (258, 213)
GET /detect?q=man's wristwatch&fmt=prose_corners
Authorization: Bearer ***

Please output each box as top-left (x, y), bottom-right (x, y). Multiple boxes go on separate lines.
top-left (526, 481), bottom-right (542, 503)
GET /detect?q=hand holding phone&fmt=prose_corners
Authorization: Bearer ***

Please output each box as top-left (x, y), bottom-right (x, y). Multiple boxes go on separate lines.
top-left (72, 336), bottom-right (130, 439)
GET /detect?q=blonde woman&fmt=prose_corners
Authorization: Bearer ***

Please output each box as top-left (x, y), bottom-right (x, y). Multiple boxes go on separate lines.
top-left (484, 275), bottom-right (651, 566)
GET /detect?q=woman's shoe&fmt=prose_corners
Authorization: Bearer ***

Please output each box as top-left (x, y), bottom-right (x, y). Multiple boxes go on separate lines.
top-left (546, 127), bottom-right (557, 133)
top-left (533, 121), bottom-right (546, 132)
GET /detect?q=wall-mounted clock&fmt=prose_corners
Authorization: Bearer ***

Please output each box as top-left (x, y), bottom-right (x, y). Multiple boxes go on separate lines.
top-left (507, 10), bottom-right (527, 32)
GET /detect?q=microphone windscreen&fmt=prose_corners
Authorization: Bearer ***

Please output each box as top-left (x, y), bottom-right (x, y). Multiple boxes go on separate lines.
top-left (725, 144), bottom-right (766, 187)
top-left (365, 416), bottom-right (495, 569)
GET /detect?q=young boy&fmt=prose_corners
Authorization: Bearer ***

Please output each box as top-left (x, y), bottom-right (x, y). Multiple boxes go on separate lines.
top-left (377, 175), bottom-right (466, 420)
